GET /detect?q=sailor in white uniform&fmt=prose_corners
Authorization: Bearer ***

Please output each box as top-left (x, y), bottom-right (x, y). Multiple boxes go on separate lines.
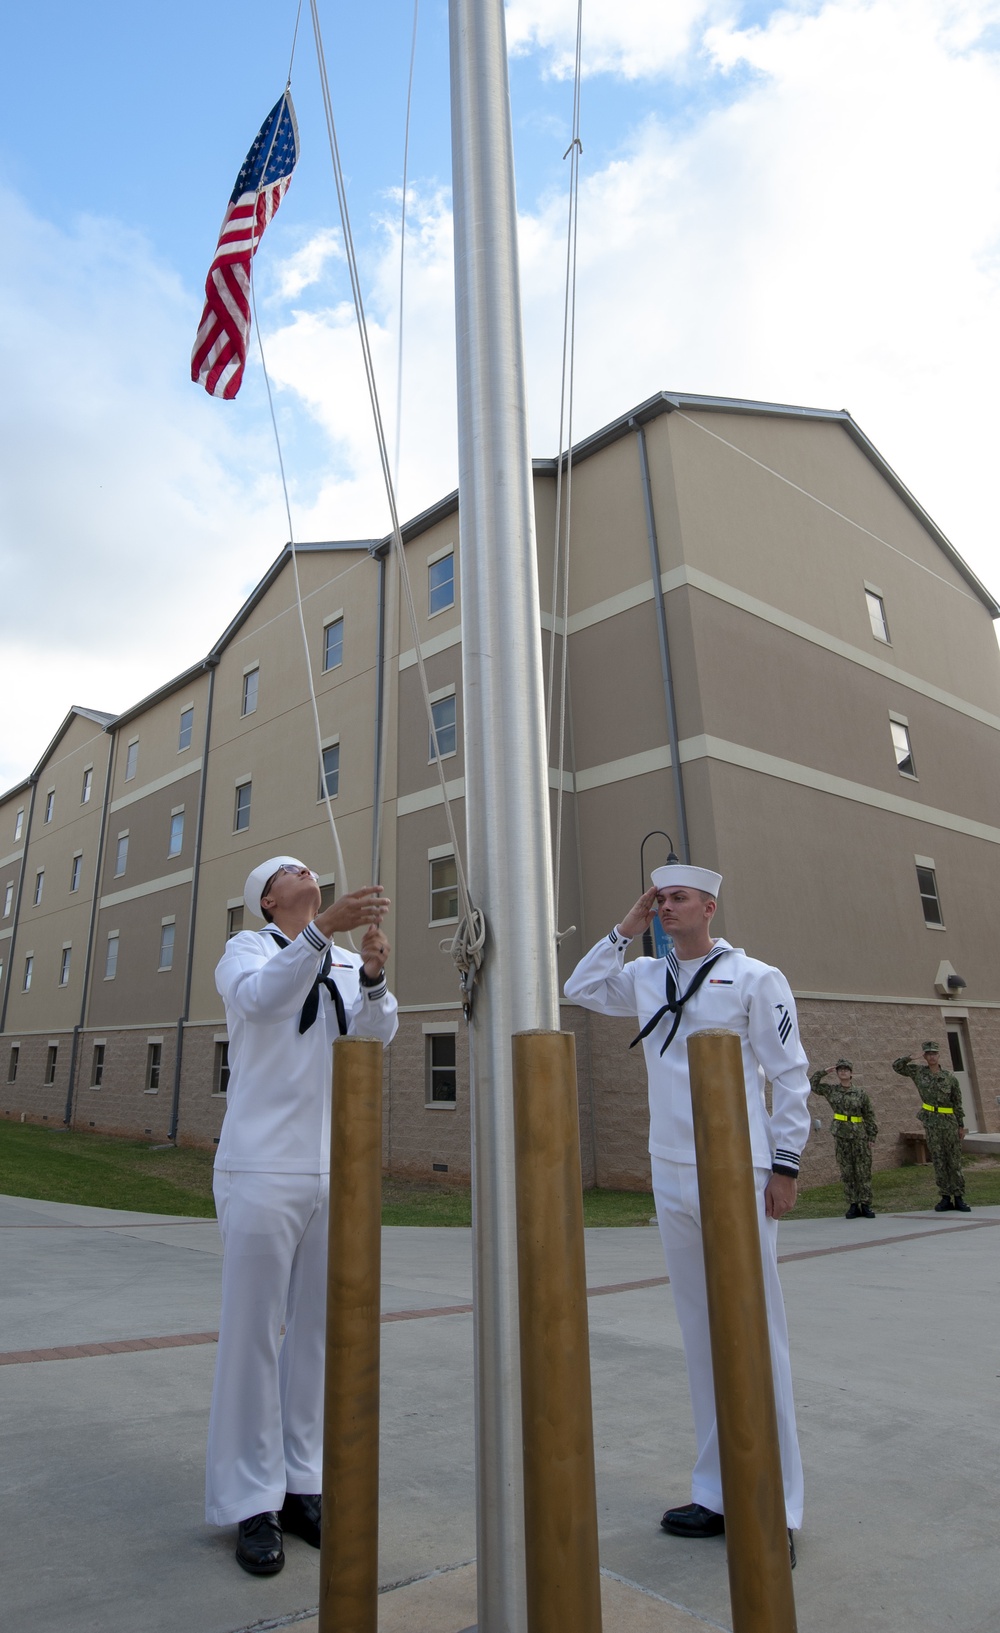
top-left (206, 857), bottom-right (398, 1575)
top-left (564, 862), bottom-right (809, 1550)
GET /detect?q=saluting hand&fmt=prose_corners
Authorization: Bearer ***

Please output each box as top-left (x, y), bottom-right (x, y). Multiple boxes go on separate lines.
top-left (316, 885), bottom-right (390, 939)
top-left (618, 886), bottom-right (661, 940)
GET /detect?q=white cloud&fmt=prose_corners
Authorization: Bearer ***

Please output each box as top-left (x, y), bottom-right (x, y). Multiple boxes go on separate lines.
top-left (505, 0), bottom-right (729, 79)
top-left (272, 227), bottom-right (344, 300)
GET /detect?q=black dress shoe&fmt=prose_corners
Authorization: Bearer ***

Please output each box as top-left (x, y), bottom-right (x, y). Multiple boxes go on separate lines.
top-left (845, 1203), bottom-right (860, 1218)
top-left (280, 1491), bottom-right (322, 1548)
top-left (660, 1502), bottom-right (725, 1538)
top-left (236, 1511), bottom-right (284, 1575)
top-left (953, 1195), bottom-right (971, 1212)
top-left (860, 1204), bottom-right (875, 1218)
top-left (934, 1195), bottom-right (954, 1212)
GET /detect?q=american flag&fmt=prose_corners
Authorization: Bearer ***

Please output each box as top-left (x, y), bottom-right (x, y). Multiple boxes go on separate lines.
top-left (191, 92), bottom-right (299, 400)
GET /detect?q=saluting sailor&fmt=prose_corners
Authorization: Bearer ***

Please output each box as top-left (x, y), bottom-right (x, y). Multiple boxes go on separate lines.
top-left (809, 1058), bottom-right (878, 1218)
top-left (892, 1041), bottom-right (970, 1213)
top-left (206, 858), bottom-right (398, 1575)
top-left (565, 861), bottom-right (810, 1561)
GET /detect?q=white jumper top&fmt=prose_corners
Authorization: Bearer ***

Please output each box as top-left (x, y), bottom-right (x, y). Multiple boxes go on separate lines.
top-left (564, 931), bottom-right (811, 1173)
top-left (214, 920), bottom-right (398, 1174)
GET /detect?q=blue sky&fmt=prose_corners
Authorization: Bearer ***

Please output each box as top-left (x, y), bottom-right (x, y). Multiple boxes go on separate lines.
top-left (2, 0), bottom-right (1000, 786)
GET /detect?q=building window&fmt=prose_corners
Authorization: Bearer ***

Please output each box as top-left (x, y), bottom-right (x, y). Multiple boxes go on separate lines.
top-left (3, 882), bottom-right (12, 916)
top-left (319, 882), bottom-right (337, 911)
top-left (105, 933), bottom-right (119, 981)
top-left (22, 956), bottom-right (33, 991)
top-left (890, 718), bottom-right (916, 778)
top-left (426, 1033), bottom-right (457, 1105)
top-left (14, 808), bottom-right (24, 841)
top-left (59, 947), bottom-right (71, 986)
top-left (178, 707), bottom-right (194, 751)
top-left (429, 551), bottom-right (455, 616)
top-left (213, 1041), bottom-right (231, 1095)
top-left (70, 854), bottom-right (82, 892)
top-left (114, 833), bottom-right (129, 877)
top-left (323, 617), bottom-right (344, 672)
top-left (91, 1044), bottom-right (105, 1087)
top-left (234, 782), bottom-right (252, 832)
top-left (320, 744), bottom-right (340, 799)
top-left (242, 668), bottom-right (259, 716)
top-left (124, 740), bottom-right (139, 781)
top-left (45, 1045), bottom-right (58, 1085)
top-left (146, 1042), bottom-right (162, 1091)
top-left (865, 589), bottom-right (890, 644)
top-left (33, 870), bottom-right (44, 906)
top-left (159, 923), bottom-right (176, 971)
top-left (8, 1046), bottom-right (19, 1082)
top-left (429, 694), bottom-right (457, 761)
top-left (430, 855), bottom-right (459, 923)
top-left (916, 863), bottom-right (944, 927)
top-left (44, 790), bottom-right (55, 823)
top-left (168, 810), bottom-right (185, 857)
top-left (81, 767), bottom-right (93, 804)
top-left (227, 905), bottom-right (244, 938)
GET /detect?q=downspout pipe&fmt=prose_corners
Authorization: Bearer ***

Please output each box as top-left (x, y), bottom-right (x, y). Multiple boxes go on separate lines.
top-left (168, 661), bottom-right (217, 1144)
top-left (63, 730), bottom-right (117, 1126)
top-left (632, 418), bottom-right (691, 864)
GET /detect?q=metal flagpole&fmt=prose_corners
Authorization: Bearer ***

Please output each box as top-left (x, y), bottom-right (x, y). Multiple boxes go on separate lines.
top-left (449, 3), bottom-right (561, 1629)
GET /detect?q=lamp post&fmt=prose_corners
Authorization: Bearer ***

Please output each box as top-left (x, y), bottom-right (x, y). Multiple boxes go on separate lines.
top-left (639, 830), bottom-right (677, 956)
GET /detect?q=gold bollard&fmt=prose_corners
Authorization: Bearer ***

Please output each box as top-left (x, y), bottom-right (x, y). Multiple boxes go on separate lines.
top-left (513, 1030), bottom-right (603, 1633)
top-left (687, 1029), bottom-right (797, 1633)
top-left (319, 1036), bottom-right (384, 1633)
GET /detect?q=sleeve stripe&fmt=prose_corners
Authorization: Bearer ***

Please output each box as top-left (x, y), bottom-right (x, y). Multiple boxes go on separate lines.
top-left (303, 922), bottom-right (328, 952)
top-left (364, 979), bottom-right (388, 1001)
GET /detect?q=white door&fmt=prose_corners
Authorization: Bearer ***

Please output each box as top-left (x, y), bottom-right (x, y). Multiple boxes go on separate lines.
top-left (945, 1025), bottom-right (978, 1133)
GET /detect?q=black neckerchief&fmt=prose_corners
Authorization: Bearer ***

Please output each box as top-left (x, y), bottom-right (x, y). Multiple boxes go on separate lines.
top-left (268, 931), bottom-right (348, 1036)
top-left (629, 945), bottom-right (729, 1057)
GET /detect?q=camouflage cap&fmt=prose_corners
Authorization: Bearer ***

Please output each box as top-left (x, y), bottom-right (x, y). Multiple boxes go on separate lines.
top-left (922, 1040), bottom-right (939, 1054)
top-left (835, 1057), bottom-right (853, 1071)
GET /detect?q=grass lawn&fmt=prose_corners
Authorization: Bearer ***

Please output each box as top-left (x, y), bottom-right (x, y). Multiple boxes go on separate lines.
top-left (1, 1121), bottom-right (997, 1223)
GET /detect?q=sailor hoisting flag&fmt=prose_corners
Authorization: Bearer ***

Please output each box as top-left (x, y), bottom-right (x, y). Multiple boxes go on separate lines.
top-left (191, 91), bottom-right (299, 400)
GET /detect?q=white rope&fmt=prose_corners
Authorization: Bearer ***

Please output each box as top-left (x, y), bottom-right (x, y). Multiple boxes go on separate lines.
top-left (308, 0), bottom-right (484, 1006)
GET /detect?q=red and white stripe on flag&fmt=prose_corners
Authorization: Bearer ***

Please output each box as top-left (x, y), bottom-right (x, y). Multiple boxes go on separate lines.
top-left (191, 182), bottom-right (291, 400)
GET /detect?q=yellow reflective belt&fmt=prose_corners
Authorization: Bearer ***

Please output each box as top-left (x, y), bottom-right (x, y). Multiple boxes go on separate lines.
top-left (922, 1102), bottom-right (954, 1114)
top-left (833, 1114), bottom-right (865, 1123)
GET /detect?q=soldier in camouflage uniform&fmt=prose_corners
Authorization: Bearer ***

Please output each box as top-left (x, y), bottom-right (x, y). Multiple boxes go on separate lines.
top-left (810, 1058), bottom-right (878, 1218)
top-left (892, 1041), bottom-right (971, 1212)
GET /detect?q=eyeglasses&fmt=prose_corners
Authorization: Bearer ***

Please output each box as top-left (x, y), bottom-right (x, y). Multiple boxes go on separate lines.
top-left (262, 864), bottom-right (317, 897)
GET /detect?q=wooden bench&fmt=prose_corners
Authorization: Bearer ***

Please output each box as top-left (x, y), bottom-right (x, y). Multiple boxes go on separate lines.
top-left (898, 1130), bottom-right (929, 1165)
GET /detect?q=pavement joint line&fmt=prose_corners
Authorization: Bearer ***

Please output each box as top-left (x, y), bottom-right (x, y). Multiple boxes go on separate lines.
top-left (3, 1215), bottom-right (994, 1368)
top-left (599, 1566), bottom-right (731, 1631)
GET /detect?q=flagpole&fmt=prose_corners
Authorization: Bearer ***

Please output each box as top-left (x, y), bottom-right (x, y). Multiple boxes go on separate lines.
top-left (449, 3), bottom-right (561, 1629)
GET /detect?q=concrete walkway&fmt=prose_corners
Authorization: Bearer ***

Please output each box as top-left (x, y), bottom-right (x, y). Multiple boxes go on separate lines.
top-left (1, 1193), bottom-right (996, 1633)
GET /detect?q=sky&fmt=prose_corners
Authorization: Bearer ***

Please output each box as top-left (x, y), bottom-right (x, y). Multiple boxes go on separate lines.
top-left (2, 0), bottom-right (999, 790)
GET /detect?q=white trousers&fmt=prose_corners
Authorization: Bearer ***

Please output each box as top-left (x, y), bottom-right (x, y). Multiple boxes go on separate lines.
top-left (652, 1156), bottom-right (804, 1530)
top-left (205, 1170), bottom-right (329, 1527)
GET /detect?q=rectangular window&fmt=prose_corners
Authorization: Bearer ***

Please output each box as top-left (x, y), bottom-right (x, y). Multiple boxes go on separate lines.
top-left (234, 782), bottom-right (252, 832)
top-left (429, 551), bottom-right (455, 616)
top-left (323, 617), bottom-right (344, 672)
top-left (320, 744), bottom-right (340, 799)
top-left (59, 947), bottom-right (71, 986)
top-left (159, 923), bottom-right (175, 971)
top-left (168, 810), bottom-right (185, 857)
top-left (81, 767), bottom-right (93, 804)
top-left (178, 706), bottom-right (194, 751)
top-left (319, 882), bottom-right (337, 912)
top-left (91, 1044), bottom-right (105, 1087)
top-left (22, 956), bottom-right (33, 991)
top-left (45, 1045), bottom-right (58, 1085)
top-left (242, 668), bottom-right (259, 716)
top-left (124, 740), bottom-right (139, 781)
top-left (8, 1046), bottom-right (19, 1083)
top-left (114, 833), bottom-right (129, 877)
top-left (426, 1033), bottom-right (457, 1105)
top-left (3, 882), bottom-right (12, 916)
top-left (865, 589), bottom-right (890, 644)
top-left (890, 718), bottom-right (916, 778)
top-left (227, 905), bottom-right (244, 938)
top-left (105, 933), bottom-right (119, 981)
top-left (146, 1042), bottom-right (162, 1091)
top-left (14, 809), bottom-right (24, 841)
top-left (33, 870), bottom-right (44, 906)
top-left (429, 694), bottom-right (457, 761)
top-left (916, 863), bottom-right (944, 927)
top-left (213, 1041), bottom-right (231, 1095)
top-left (430, 855), bottom-right (459, 923)
top-left (70, 854), bottom-right (82, 892)
top-left (44, 790), bottom-right (55, 823)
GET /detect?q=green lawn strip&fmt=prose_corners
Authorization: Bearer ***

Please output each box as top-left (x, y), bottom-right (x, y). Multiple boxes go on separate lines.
top-left (787, 1155), bottom-right (1000, 1219)
top-left (0, 1123), bottom-right (215, 1217)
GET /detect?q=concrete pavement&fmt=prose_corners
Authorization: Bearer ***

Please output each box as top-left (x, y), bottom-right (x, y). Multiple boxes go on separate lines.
top-left (1, 1193), bottom-right (997, 1633)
